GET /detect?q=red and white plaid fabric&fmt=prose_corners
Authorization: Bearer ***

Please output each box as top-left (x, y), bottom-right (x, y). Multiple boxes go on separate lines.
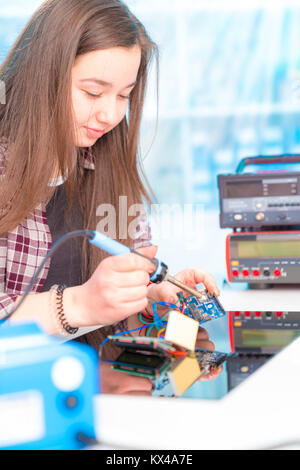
top-left (0, 146), bottom-right (151, 319)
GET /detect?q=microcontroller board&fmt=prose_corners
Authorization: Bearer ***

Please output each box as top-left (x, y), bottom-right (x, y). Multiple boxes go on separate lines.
top-left (183, 290), bottom-right (226, 324)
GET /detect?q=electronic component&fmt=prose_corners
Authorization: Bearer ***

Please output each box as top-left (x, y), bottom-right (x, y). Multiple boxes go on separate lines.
top-left (164, 310), bottom-right (199, 351)
top-left (108, 335), bottom-right (174, 379)
top-left (195, 349), bottom-right (229, 372)
top-left (226, 231), bottom-right (300, 285)
top-left (112, 350), bottom-right (171, 379)
top-left (107, 331), bottom-right (230, 396)
top-left (155, 349), bottom-right (229, 397)
top-left (109, 335), bottom-right (177, 355)
top-left (0, 322), bottom-right (99, 450)
top-left (183, 290), bottom-right (226, 324)
top-left (229, 310), bottom-right (300, 354)
top-left (218, 172), bottom-right (300, 229)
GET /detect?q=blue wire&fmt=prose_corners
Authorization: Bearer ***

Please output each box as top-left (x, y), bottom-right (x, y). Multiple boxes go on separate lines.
top-left (152, 302), bottom-right (180, 330)
top-left (100, 301), bottom-right (179, 349)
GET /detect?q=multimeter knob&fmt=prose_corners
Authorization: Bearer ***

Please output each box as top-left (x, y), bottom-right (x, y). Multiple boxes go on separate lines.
top-left (255, 212), bottom-right (265, 221)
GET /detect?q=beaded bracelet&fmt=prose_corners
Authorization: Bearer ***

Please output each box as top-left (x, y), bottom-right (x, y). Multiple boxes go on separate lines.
top-left (50, 284), bottom-right (79, 337)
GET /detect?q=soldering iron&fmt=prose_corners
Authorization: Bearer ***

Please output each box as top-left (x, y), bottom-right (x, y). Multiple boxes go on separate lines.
top-left (2, 229), bottom-right (202, 323)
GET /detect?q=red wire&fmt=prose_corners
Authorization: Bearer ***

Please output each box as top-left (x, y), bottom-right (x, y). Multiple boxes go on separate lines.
top-left (141, 311), bottom-right (154, 320)
top-left (139, 326), bottom-right (149, 336)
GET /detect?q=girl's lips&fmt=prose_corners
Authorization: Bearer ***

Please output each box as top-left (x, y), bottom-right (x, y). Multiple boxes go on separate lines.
top-left (84, 127), bottom-right (105, 139)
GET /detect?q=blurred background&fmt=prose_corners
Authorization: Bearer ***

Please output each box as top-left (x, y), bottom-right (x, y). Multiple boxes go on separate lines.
top-left (1, 0), bottom-right (300, 278)
top-left (1, 0), bottom-right (299, 400)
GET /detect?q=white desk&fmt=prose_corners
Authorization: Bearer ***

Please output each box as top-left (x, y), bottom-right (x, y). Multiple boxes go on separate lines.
top-left (95, 336), bottom-right (300, 450)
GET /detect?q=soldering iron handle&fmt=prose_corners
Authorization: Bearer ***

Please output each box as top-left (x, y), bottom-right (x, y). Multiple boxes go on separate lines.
top-left (89, 231), bottom-right (131, 256)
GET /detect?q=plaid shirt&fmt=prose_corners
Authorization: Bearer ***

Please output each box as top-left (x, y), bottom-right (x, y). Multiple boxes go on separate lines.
top-left (0, 146), bottom-right (151, 320)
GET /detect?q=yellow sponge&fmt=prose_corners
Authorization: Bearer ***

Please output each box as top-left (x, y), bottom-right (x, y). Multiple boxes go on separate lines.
top-left (167, 356), bottom-right (203, 396)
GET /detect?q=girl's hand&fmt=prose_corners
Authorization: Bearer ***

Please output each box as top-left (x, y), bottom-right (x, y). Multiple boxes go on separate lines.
top-left (195, 329), bottom-right (223, 383)
top-left (66, 245), bottom-right (158, 327)
top-left (196, 326), bottom-right (215, 351)
top-left (146, 267), bottom-right (220, 311)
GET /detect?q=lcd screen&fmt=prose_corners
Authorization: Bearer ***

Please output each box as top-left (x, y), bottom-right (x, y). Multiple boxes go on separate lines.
top-left (115, 351), bottom-right (164, 369)
top-left (226, 180), bottom-right (262, 198)
top-left (241, 329), bottom-right (300, 347)
top-left (263, 178), bottom-right (298, 196)
top-left (237, 240), bottom-right (300, 258)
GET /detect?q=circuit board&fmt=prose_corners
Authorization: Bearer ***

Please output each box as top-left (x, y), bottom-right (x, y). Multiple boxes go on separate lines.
top-left (183, 290), bottom-right (226, 324)
top-left (110, 335), bottom-right (177, 354)
top-left (195, 349), bottom-right (229, 371)
top-left (154, 349), bottom-right (229, 397)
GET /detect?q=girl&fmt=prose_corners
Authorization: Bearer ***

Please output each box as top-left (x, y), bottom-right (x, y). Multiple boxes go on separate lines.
top-left (0, 0), bottom-right (219, 392)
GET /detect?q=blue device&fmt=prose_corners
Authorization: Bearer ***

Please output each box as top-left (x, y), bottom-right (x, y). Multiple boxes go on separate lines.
top-left (0, 322), bottom-right (99, 450)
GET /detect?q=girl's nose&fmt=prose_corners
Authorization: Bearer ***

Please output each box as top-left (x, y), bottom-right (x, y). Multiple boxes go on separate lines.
top-left (95, 97), bottom-right (118, 128)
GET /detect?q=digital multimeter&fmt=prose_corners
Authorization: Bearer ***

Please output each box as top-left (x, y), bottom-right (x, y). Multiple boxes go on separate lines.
top-left (226, 230), bottom-right (300, 284)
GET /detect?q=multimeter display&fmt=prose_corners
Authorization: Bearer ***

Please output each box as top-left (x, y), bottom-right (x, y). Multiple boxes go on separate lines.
top-left (237, 240), bottom-right (300, 258)
top-left (226, 178), bottom-right (298, 198)
top-left (240, 329), bottom-right (300, 348)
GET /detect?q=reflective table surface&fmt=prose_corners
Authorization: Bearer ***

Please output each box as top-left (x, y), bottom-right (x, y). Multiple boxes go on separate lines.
top-left (101, 282), bottom-right (300, 400)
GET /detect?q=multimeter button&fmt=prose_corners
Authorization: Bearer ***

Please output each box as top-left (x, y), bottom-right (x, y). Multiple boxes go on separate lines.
top-left (263, 269), bottom-right (270, 276)
top-left (234, 311), bottom-right (241, 317)
top-left (274, 269), bottom-right (281, 277)
top-left (254, 311), bottom-right (262, 317)
top-left (234, 214), bottom-right (243, 221)
top-left (244, 311), bottom-right (251, 317)
top-left (242, 269), bottom-right (250, 277)
top-left (252, 269), bottom-right (260, 277)
top-left (232, 269), bottom-right (239, 277)
top-left (276, 311), bottom-right (283, 318)
top-left (255, 212), bottom-right (265, 221)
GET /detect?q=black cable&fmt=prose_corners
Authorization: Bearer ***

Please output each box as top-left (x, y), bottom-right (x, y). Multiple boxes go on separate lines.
top-left (76, 432), bottom-right (144, 450)
top-left (0, 229), bottom-right (94, 324)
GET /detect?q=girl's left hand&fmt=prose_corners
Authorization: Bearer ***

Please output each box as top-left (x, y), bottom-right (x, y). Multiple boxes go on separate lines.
top-left (146, 267), bottom-right (221, 310)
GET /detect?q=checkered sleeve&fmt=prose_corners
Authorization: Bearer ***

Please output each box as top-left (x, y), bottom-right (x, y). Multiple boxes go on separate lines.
top-left (0, 293), bottom-right (19, 320)
top-left (0, 235), bottom-right (19, 320)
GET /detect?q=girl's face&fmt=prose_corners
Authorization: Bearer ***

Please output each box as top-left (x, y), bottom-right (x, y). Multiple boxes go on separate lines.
top-left (71, 45), bottom-right (141, 147)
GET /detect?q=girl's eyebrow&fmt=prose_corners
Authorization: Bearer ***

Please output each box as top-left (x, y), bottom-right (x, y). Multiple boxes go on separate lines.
top-left (79, 78), bottom-right (137, 88)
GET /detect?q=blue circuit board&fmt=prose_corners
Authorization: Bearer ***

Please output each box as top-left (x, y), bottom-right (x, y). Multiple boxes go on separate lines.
top-left (183, 290), bottom-right (226, 325)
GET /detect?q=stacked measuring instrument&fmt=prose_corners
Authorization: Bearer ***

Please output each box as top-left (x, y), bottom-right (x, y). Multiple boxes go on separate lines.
top-left (218, 155), bottom-right (300, 287)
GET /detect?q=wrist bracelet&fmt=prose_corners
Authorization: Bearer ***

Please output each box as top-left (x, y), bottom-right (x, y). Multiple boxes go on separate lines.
top-left (50, 284), bottom-right (79, 337)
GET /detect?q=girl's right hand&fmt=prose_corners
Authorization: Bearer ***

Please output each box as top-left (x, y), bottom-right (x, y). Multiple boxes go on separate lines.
top-left (64, 245), bottom-right (158, 328)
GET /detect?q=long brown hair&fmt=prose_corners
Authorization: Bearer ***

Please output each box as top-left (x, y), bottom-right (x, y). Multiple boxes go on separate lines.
top-left (0, 0), bottom-right (158, 349)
